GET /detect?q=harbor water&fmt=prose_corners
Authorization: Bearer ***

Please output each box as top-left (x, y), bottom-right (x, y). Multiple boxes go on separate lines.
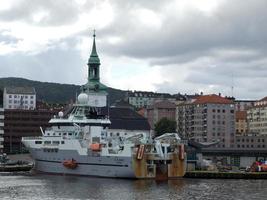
top-left (0, 172), bottom-right (267, 200)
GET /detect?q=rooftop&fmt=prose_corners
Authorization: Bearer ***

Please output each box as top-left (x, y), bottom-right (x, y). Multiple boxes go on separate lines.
top-left (5, 86), bottom-right (36, 95)
top-left (193, 94), bottom-right (233, 105)
top-left (147, 100), bottom-right (176, 109)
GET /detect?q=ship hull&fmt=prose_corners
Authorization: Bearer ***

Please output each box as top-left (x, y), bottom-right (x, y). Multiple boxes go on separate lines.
top-left (29, 148), bottom-right (136, 178)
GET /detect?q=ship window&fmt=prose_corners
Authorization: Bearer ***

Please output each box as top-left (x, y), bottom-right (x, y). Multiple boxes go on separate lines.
top-left (52, 141), bottom-right (60, 145)
top-left (63, 133), bottom-right (67, 136)
top-left (59, 133), bottom-right (61, 136)
top-left (68, 133), bottom-right (72, 136)
top-left (116, 133), bottom-right (120, 136)
top-left (110, 132), bottom-right (113, 136)
top-left (44, 141), bottom-right (51, 144)
top-left (61, 141), bottom-right (65, 144)
top-left (35, 141), bottom-right (42, 144)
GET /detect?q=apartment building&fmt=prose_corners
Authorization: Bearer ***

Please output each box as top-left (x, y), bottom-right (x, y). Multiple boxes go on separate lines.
top-left (3, 86), bottom-right (36, 110)
top-left (177, 94), bottom-right (235, 148)
top-left (247, 97), bottom-right (267, 135)
top-left (0, 108), bottom-right (4, 153)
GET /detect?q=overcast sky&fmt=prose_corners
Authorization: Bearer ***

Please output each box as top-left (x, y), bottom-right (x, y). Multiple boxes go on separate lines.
top-left (0, 0), bottom-right (266, 100)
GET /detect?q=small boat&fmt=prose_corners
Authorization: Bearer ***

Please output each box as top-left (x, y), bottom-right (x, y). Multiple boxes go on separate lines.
top-left (0, 154), bottom-right (34, 172)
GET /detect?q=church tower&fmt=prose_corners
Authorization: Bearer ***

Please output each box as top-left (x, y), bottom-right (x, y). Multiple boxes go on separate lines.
top-left (82, 31), bottom-right (107, 107)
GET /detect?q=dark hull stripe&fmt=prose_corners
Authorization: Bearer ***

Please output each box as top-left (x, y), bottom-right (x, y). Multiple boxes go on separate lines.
top-left (36, 159), bottom-right (129, 167)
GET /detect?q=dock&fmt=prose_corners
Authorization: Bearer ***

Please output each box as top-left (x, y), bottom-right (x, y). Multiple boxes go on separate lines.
top-left (185, 171), bottom-right (267, 179)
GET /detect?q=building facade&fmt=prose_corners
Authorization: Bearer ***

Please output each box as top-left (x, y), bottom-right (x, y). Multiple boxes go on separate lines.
top-left (177, 94), bottom-right (235, 148)
top-left (145, 100), bottom-right (176, 129)
top-left (127, 91), bottom-right (176, 109)
top-left (235, 111), bottom-right (248, 135)
top-left (235, 134), bottom-right (267, 149)
top-left (3, 87), bottom-right (36, 110)
top-left (234, 100), bottom-right (255, 111)
top-left (0, 108), bottom-right (4, 153)
top-left (4, 109), bottom-right (57, 153)
top-left (247, 97), bottom-right (267, 135)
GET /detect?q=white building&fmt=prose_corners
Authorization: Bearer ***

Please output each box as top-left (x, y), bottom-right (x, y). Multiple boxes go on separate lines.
top-left (0, 108), bottom-right (4, 153)
top-left (3, 87), bottom-right (36, 110)
top-left (247, 97), bottom-right (267, 135)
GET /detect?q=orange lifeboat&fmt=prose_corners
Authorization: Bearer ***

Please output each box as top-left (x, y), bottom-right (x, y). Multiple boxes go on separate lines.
top-left (63, 159), bottom-right (78, 169)
top-left (90, 143), bottom-right (101, 151)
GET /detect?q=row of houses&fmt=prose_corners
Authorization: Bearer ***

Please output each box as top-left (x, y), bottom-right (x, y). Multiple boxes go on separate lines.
top-left (129, 90), bottom-right (267, 151)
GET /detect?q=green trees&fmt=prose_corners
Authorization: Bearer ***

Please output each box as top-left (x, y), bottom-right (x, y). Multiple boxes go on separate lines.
top-left (154, 117), bottom-right (176, 137)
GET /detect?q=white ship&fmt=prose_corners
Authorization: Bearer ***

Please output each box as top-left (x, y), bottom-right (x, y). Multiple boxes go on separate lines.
top-left (22, 33), bottom-right (187, 179)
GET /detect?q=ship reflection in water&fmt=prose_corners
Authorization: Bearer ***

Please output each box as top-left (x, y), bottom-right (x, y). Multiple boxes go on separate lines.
top-left (0, 173), bottom-right (267, 200)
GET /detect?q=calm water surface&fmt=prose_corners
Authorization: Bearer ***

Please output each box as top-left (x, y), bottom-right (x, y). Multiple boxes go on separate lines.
top-left (0, 172), bottom-right (266, 200)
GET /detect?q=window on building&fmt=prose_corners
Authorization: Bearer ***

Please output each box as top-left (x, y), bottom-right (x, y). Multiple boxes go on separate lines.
top-left (25, 96), bottom-right (28, 99)
top-left (30, 96), bottom-right (34, 99)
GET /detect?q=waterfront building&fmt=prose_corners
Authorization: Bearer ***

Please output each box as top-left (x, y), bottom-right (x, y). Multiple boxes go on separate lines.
top-left (3, 86), bottom-right (36, 110)
top-left (176, 94), bottom-right (235, 148)
top-left (0, 108), bottom-right (4, 153)
top-left (3, 109), bottom-right (57, 153)
top-left (247, 96), bottom-right (267, 135)
top-left (145, 100), bottom-right (176, 129)
top-left (235, 111), bottom-right (248, 135)
top-left (235, 134), bottom-right (267, 149)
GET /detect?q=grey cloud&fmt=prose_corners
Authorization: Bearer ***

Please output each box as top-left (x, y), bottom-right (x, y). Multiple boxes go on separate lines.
top-left (101, 0), bottom-right (267, 61)
top-left (0, 37), bottom-right (86, 84)
top-left (0, 0), bottom-right (81, 26)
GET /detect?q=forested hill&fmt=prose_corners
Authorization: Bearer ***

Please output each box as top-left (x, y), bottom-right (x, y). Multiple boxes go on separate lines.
top-left (0, 77), bottom-right (126, 104)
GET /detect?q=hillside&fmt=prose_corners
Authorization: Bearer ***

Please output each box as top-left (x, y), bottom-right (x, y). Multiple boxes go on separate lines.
top-left (0, 77), bottom-right (126, 104)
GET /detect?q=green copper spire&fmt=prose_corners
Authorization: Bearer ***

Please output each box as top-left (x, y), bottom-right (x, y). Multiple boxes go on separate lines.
top-left (82, 30), bottom-right (107, 94)
top-left (88, 30), bottom-right (100, 65)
